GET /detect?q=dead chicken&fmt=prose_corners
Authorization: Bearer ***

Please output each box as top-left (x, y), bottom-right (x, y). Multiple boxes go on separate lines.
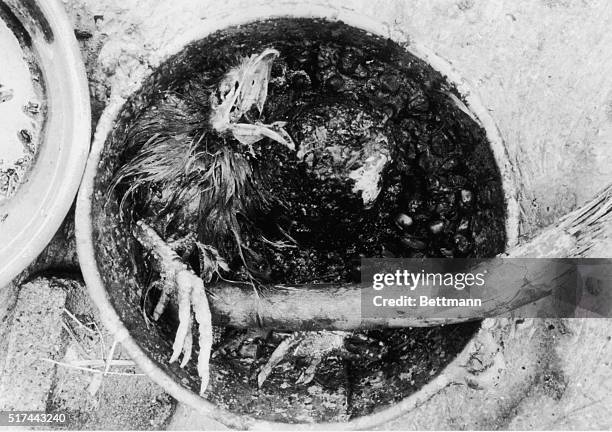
top-left (110, 47), bottom-right (380, 394)
top-left (110, 48), bottom-right (296, 395)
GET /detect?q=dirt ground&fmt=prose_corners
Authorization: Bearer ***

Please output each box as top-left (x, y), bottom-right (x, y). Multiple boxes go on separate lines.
top-left (1, 0), bottom-right (611, 430)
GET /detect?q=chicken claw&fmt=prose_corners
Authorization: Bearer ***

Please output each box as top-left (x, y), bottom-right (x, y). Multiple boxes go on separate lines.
top-left (191, 284), bottom-right (213, 393)
top-left (257, 331), bottom-right (348, 388)
top-left (133, 220), bottom-right (213, 395)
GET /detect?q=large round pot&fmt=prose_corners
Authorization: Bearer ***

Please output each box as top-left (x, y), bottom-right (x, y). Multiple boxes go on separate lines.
top-left (75, 5), bottom-right (519, 429)
top-left (0, 0), bottom-right (90, 287)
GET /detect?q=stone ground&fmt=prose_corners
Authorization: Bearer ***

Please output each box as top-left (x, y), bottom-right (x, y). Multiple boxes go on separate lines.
top-left (0, 249), bottom-right (179, 429)
top-left (1, 0), bottom-right (612, 430)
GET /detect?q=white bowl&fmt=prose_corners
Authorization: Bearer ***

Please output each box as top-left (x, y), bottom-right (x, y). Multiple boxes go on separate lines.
top-left (0, 0), bottom-right (90, 287)
top-left (76, 7), bottom-right (519, 429)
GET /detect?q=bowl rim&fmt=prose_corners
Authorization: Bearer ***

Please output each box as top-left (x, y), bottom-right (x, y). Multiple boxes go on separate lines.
top-left (75, 6), bottom-right (519, 429)
top-left (0, 0), bottom-right (91, 287)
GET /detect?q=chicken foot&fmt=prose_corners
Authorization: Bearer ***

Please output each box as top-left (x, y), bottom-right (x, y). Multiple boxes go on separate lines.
top-left (133, 220), bottom-right (213, 395)
top-left (257, 331), bottom-right (385, 388)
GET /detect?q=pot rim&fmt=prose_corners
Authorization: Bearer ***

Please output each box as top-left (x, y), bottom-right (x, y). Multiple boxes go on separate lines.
top-left (76, 6), bottom-right (519, 429)
top-left (0, 0), bottom-right (91, 287)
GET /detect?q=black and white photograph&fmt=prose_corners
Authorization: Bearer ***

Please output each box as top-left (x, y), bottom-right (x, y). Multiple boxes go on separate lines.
top-left (0, 0), bottom-right (611, 430)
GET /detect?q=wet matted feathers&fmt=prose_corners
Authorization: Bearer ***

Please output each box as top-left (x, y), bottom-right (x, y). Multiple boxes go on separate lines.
top-left (110, 133), bottom-right (199, 212)
top-left (109, 126), bottom-right (272, 259)
top-left (195, 146), bottom-right (271, 259)
top-left (123, 96), bottom-right (204, 153)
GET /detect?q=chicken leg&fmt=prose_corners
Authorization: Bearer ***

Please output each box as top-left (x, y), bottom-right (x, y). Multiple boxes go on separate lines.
top-left (134, 220), bottom-right (215, 395)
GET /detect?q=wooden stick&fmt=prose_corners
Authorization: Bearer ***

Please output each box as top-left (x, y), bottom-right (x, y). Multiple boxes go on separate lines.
top-left (204, 184), bottom-right (612, 330)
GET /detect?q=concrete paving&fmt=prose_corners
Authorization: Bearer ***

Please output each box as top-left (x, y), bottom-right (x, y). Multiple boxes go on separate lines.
top-left (0, 278), bottom-right (66, 411)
